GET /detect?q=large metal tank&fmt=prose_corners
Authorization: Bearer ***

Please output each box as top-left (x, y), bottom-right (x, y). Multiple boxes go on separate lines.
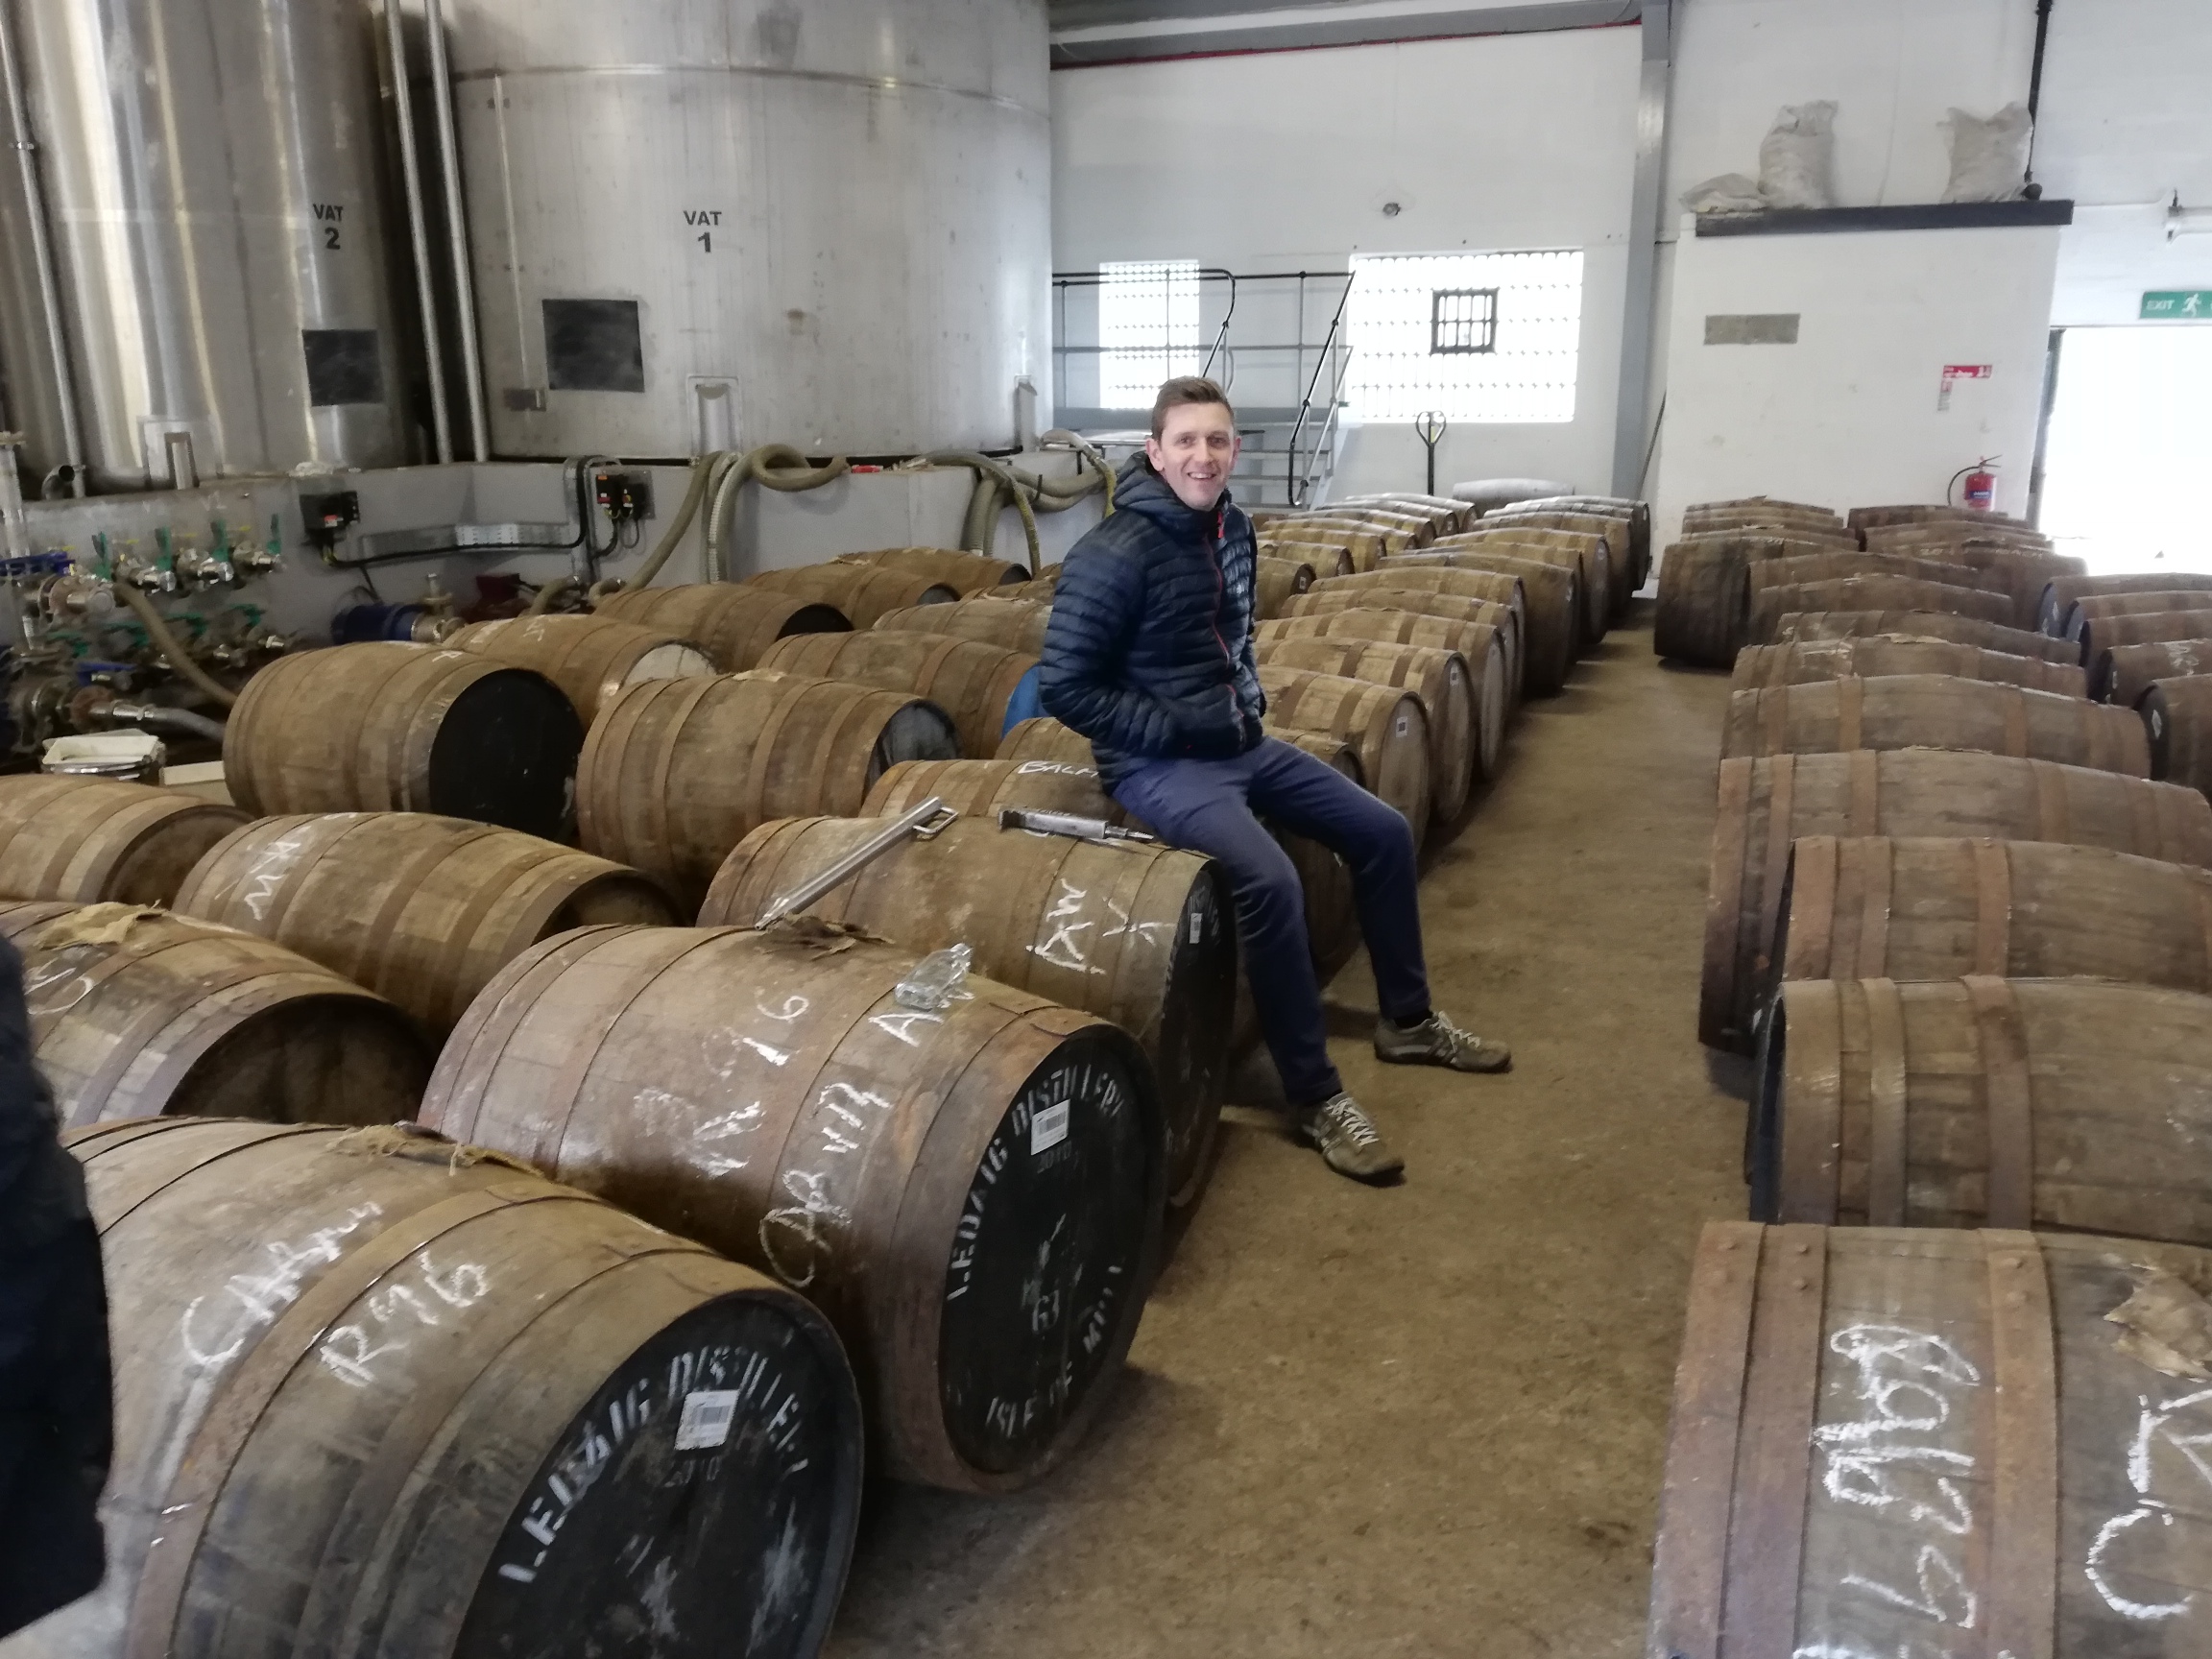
top-left (445, 0), bottom-right (1052, 459)
top-left (0, 0), bottom-right (407, 490)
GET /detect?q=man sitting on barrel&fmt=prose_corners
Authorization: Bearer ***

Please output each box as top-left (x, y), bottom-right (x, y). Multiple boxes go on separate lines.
top-left (1039, 376), bottom-right (1510, 1185)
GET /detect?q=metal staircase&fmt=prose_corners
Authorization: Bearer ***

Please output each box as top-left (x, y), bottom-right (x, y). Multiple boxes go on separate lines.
top-left (1052, 268), bottom-right (1354, 510)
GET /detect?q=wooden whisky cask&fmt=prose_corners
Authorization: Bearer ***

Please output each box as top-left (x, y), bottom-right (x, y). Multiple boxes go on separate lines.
top-left (1720, 676), bottom-right (2147, 774)
top-left (0, 776), bottom-right (247, 906)
top-left (421, 925), bottom-right (1163, 1492)
top-left (1729, 638), bottom-right (2084, 698)
top-left (595, 581), bottom-right (849, 671)
top-left (755, 630), bottom-right (1040, 757)
top-left (448, 613), bottom-right (714, 725)
top-left (1772, 608), bottom-right (2082, 666)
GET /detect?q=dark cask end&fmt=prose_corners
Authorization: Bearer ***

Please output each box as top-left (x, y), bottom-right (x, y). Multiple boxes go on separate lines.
top-left (421, 925), bottom-right (1164, 1493)
top-left (1699, 750), bottom-right (2212, 1051)
top-left (174, 812), bottom-right (678, 1032)
top-left (1255, 555), bottom-right (1317, 618)
top-left (836, 545), bottom-right (1031, 593)
top-left (0, 775), bottom-right (247, 906)
top-left (1772, 607), bottom-right (2081, 666)
top-left (1649, 1220), bottom-right (2212, 1659)
top-left (1720, 675), bottom-right (2148, 775)
top-left (596, 581), bottom-right (850, 671)
top-left (2143, 673), bottom-right (2212, 801)
top-left (756, 629), bottom-right (1041, 757)
top-left (0, 901), bottom-right (429, 1128)
top-left (30, 1118), bottom-right (862, 1659)
top-left (1754, 976), bottom-right (2212, 1238)
top-left (1730, 638), bottom-right (2085, 697)
top-left (2092, 637), bottom-right (2212, 705)
top-left (701, 815), bottom-right (1235, 1212)
top-left (577, 672), bottom-right (959, 909)
top-left (224, 644), bottom-right (583, 840)
top-left (2039, 571), bottom-right (2212, 635)
top-left (744, 562), bottom-right (962, 628)
top-left (448, 613), bottom-right (714, 725)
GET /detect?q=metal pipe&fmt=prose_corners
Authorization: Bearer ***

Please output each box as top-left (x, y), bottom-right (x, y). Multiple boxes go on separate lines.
top-left (0, 0), bottom-right (84, 495)
top-left (755, 797), bottom-right (957, 928)
top-left (106, 701), bottom-right (227, 743)
top-left (421, 0), bottom-right (488, 461)
top-left (384, 0), bottom-right (452, 464)
top-left (1609, 0), bottom-right (1673, 499)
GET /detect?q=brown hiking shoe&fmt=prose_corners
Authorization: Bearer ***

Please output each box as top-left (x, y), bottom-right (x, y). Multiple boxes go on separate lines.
top-left (1296, 1094), bottom-right (1405, 1184)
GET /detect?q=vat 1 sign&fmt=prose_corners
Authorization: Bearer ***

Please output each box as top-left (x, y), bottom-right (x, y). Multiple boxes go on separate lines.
top-left (1936, 363), bottom-right (1991, 412)
top-left (2143, 290), bottom-right (2212, 320)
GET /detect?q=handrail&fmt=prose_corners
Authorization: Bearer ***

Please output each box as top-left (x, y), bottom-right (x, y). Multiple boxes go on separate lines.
top-left (1284, 275), bottom-right (1356, 506)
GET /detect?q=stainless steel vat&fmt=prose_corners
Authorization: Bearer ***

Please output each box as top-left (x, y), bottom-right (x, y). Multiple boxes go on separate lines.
top-left (0, 0), bottom-right (406, 489)
top-left (444, 0), bottom-right (1052, 459)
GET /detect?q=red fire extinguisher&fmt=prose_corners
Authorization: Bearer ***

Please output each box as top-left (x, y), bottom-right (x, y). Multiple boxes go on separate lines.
top-left (1951, 457), bottom-right (1999, 512)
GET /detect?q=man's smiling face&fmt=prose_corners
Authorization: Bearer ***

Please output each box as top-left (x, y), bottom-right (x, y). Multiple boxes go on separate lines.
top-left (1145, 400), bottom-right (1240, 513)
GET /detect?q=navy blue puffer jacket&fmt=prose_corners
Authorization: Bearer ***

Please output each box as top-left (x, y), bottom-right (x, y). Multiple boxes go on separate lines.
top-left (1039, 459), bottom-right (1264, 783)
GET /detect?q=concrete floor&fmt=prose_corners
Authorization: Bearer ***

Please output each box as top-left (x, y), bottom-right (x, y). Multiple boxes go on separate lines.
top-left (827, 609), bottom-right (1748, 1658)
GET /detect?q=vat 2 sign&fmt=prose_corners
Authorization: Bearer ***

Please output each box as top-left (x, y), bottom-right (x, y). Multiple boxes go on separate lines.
top-left (1936, 362), bottom-right (1992, 412)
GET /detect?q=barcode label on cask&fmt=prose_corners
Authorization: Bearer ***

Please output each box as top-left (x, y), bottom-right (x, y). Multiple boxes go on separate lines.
top-left (675, 1389), bottom-right (737, 1450)
top-left (1030, 1099), bottom-right (1070, 1155)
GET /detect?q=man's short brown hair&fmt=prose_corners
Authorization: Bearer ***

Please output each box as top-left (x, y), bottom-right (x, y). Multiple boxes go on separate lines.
top-left (1151, 376), bottom-right (1236, 440)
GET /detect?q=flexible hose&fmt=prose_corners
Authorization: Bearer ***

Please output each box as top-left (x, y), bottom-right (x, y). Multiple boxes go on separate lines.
top-left (1042, 428), bottom-right (1117, 516)
top-left (926, 450), bottom-right (1043, 566)
top-left (522, 575), bottom-right (574, 615)
top-left (596, 452), bottom-right (724, 597)
top-left (703, 445), bottom-right (853, 581)
top-left (118, 584), bottom-right (237, 708)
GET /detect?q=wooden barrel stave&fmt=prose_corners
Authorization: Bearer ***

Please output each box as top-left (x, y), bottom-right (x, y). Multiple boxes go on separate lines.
top-left (1255, 666), bottom-right (1431, 842)
top-left (836, 546), bottom-right (1028, 593)
top-left (1743, 548), bottom-right (1999, 598)
top-left (2039, 571), bottom-right (2212, 635)
top-left (1648, 1219), bottom-right (2212, 1659)
top-left (1653, 536), bottom-right (1793, 666)
top-left (755, 630), bottom-right (1038, 757)
top-left (874, 596), bottom-right (1051, 656)
top-left (0, 901), bottom-right (430, 1127)
top-left (1731, 638), bottom-right (2086, 697)
top-left (1772, 607), bottom-right (2083, 666)
top-left (1259, 609), bottom-right (1513, 760)
top-left (223, 644), bottom-right (583, 840)
top-left (2095, 637), bottom-right (2212, 705)
top-left (421, 925), bottom-right (1163, 1493)
top-left (577, 672), bottom-right (960, 909)
top-left (699, 815), bottom-right (1235, 1212)
top-left (0, 776), bottom-right (247, 906)
top-left (1433, 529), bottom-right (1611, 640)
top-left (449, 613), bottom-right (715, 725)
top-left (1699, 749), bottom-right (2212, 1052)
top-left (34, 1117), bottom-right (862, 1659)
top-left (594, 582), bottom-right (851, 671)
top-left (1380, 550), bottom-right (1577, 683)
top-left (1720, 676), bottom-right (2149, 775)
top-left (1277, 590), bottom-right (1523, 703)
top-left (1755, 976), bottom-right (2212, 1239)
top-left (1256, 536), bottom-right (1358, 578)
top-left (1255, 636), bottom-right (1475, 818)
top-left (867, 756), bottom-right (1124, 823)
top-left (1776, 834), bottom-right (2212, 1008)
top-left (1745, 575), bottom-right (2014, 643)
top-left (743, 564), bottom-right (962, 627)
top-left (173, 812), bottom-right (679, 1032)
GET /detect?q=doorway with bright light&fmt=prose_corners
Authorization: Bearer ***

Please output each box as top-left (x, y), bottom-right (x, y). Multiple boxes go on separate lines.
top-left (2039, 324), bottom-right (2212, 571)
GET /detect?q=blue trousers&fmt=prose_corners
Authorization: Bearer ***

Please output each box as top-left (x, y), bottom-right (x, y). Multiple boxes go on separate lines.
top-left (1111, 737), bottom-right (1430, 1108)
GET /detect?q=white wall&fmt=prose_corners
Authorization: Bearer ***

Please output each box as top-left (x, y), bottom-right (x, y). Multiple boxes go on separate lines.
top-left (1652, 222), bottom-right (2059, 538)
top-left (2034, 0), bottom-right (2212, 325)
top-left (1050, 25), bottom-right (1641, 496)
top-left (1663, 0), bottom-right (2038, 212)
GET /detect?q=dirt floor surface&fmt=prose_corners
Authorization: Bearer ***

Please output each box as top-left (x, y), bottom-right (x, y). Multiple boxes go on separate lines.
top-left (827, 608), bottom-right (1747, 1658)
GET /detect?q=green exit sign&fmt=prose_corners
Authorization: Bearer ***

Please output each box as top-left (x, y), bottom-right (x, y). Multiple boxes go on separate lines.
top-left (2143, 290), bottom-right (2212, 320)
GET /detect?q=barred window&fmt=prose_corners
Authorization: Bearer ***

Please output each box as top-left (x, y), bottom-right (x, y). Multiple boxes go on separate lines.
top-left (1099, 259), bottom-right (1203, 407)
top-left (1431, 288), bottom-right (1498, 355)
top-left (1346, 250), bottom-right (1582, 422)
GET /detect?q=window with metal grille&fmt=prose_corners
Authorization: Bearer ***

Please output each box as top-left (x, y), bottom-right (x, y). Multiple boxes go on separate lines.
top-left (1099, 260), bottom-right (1203, 407)
top-left (1431, 288), bottom-right (1498, 355)
top-left (1346, 250), bottom-right (1582, 423)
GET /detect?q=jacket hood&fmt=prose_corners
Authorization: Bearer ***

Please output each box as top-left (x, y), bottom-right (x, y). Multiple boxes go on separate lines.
top-left (1115, 455), bottom-right (1238, 540)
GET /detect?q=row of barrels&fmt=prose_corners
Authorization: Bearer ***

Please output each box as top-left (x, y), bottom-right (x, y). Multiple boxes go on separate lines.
top-left (0, 501), bottom-right (1612, 1659)
top-left (1647, 497), bottom-right (2212, 1654)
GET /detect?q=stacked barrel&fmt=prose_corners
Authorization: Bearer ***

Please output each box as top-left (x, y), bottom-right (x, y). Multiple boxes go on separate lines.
top-left (1649, 495), bottom-right (2212, 1656)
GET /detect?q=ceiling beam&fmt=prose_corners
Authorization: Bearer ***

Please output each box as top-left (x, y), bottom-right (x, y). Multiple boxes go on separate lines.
top-left (1050, 0), bottom-right (1643, 65)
